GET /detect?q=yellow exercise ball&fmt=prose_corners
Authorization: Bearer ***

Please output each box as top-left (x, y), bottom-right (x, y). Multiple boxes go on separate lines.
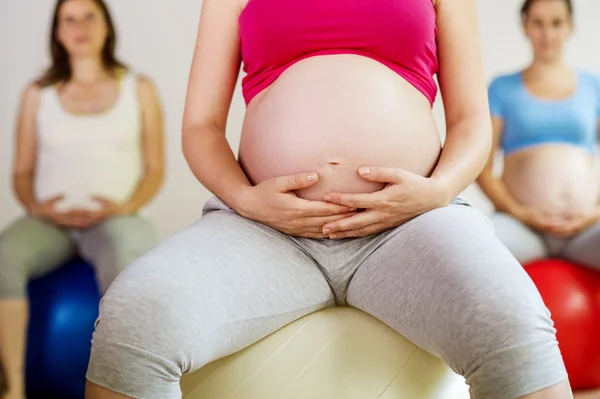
top-left (181, 307), bottom-right (468, 399)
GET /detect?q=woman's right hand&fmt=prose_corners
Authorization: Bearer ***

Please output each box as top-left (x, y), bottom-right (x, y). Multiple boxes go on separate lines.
top-left (29, 196), bottom-right (89, 229)
top-left (237, 173), bottom-right (357, 239)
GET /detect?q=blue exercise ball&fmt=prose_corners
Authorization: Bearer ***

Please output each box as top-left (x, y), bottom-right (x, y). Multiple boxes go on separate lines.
top-left (26, 259), bottom-right (101, 399)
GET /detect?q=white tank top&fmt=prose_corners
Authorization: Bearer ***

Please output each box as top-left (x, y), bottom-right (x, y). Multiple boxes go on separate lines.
top-left (35, 72), bottom-right (143, 212)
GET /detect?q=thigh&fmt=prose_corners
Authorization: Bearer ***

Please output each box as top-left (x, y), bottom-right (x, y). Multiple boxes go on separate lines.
top-left (76, 215), bottom-right (157, 293)
top-left (346, 204), bottom-right (561, 389)
top-left (489, 212), bottom-right (547, 264)
top-left (87, 201), bottom-right (334, 398)
top-left (551, 220), bottom-right (600, 270)
top-left (0, 216), bottom-right (75, 297)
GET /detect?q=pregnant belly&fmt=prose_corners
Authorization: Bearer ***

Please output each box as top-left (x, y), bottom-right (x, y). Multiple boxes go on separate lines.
top-left (239, 55), bottom-right (442, 201)
top-left (502, 145), bottom-right (600, 216)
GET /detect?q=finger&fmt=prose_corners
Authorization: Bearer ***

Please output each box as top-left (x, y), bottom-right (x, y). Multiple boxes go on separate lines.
top-left (302, 212), bottom-right (358, 227)
top-left (296, 200), bottom-right (357, 217)
top-left (329, 223), bottom-right (389, 239)
top-left (277, 173), bottom-right (319, 191)
top-left (358, 167), bottom-right (403, 184)
top-left (322, 211), bottom-right (385, 234)
top-left (323, 192), bottom-right (383, 209)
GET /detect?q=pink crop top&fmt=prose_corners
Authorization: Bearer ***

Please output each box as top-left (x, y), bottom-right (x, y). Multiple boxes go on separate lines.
top-left (239, 0), bottom-right (439, 106)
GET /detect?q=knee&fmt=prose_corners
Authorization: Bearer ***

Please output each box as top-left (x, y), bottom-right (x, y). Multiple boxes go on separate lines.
top-left (0, 236), bottom-right (28, 298)
top-left (92, 255), bottom-right (193, 356)
top-left (93, 217), bottom-right (158, 292)
top-left (88, 259), bottom-right (188, 396)
top-left (105, 216), bottom-right (157, 267)
top-left (440, 286), bottom-right (567, 399)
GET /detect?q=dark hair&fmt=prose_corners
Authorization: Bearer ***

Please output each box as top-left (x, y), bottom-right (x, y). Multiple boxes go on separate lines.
top-left (37, 0), bottom-right (126, 87)
top-left (521, 0), bottom-right (573, 20)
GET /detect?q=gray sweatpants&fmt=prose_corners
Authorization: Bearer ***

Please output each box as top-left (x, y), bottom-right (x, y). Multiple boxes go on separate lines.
top-left (490, 212), bottom-right (600, 267)
top-left (0, 215), bottom-right (157, 298)
top-left (86, 197), bottom-right (567, 399)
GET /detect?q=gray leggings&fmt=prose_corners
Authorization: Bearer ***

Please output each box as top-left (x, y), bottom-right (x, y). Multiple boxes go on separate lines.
top-left (86, 197), bottom-right (567, 399)
top-left (0, 216), bottom-right (157, 298)
top-left (490, 212), bottom-right (600, 267)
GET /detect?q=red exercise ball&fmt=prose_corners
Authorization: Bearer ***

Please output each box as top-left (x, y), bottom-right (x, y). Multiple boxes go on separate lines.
top-left (524, 259), bottom-right (600, 391)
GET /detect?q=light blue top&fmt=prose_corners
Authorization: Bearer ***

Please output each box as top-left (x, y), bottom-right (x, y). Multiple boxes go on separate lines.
top-left (488, 70), bottom-right (600, 155)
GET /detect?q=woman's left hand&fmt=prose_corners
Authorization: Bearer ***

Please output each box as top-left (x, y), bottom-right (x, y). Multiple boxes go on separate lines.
top-left (322, 167), bottom-right (449, 239)
top-left (83, 196), bottom-right (128, 227)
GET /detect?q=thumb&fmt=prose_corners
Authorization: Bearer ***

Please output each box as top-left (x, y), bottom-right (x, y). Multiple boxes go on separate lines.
top-left (358, 167), bottom-right (403, 184)
top-left (278, 172), bottom-right (319, 191)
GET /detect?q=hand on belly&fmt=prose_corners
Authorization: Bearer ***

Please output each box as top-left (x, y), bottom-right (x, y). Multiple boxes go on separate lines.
top-left (237, 165), bottom-right (445, 239)
top-left (516, 206), bottom-right (600, 238)
top-left (236, 171), bottom-right (358, 239)
top-left (319, 166), bottom-right (446, 239)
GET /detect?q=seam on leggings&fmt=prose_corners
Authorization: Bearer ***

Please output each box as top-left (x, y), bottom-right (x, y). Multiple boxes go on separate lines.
top-left (207, 300), bottom-right (335, 339)
top-left (346, 221), bottom-right (414, 285)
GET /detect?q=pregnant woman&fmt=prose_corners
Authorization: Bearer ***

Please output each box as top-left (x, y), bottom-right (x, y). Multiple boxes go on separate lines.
top-left (86, 0), bottom-right (571, 398)
top-left (477, 0), bottom-right (600, 266)
top-left (0, 1), bottom-right (164, 398)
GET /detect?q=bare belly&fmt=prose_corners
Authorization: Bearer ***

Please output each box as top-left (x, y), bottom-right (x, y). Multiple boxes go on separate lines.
top-left (502, 145), bottom-right (600, 216)
top-left (239, 55), bottom-right (442, 201)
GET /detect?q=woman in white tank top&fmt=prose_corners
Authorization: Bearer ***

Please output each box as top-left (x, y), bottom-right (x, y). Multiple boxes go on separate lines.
top-left (0, 1), bottom-right (164, 398)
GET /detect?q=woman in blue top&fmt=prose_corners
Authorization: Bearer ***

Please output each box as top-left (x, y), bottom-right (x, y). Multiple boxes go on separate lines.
top-left (477, 0), bottom-right (600, 268)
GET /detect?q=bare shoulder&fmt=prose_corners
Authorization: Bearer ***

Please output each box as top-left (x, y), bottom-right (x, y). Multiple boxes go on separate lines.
top-left (18, 81), bottom-right (43, 116)
top-left (136, 74), bottom-right (160, 102)
top-left (22, 81), bottom-right (42, 105)
top-left (137, 75), bottom-right (156, 93)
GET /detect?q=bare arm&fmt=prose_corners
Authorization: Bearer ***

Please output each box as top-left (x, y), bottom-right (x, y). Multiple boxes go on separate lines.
top-left (12, 83), bottom-right (41, 212)
top-left (117, 76), bottom-right (165, 214)
top-left (476, 117), bottom-right (523, 214)
top-left (181, 0), bottom-right (251, 212)
top-left (429, 0), bottom-right (492, 203)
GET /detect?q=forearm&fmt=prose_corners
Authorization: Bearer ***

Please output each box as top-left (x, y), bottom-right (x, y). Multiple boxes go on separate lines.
top-left (12, 172), bottom-right (38, 212)
top-left (476, 172), bottom-right (523, 214)
top-left (182, 125), bottom-right (252, 211)
top-left (430, 116), bottom-right (492, 203)
top-left (120, 170), bottom-right (164, 214)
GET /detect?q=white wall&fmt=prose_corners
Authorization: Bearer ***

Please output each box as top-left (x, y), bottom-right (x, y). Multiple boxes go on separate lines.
top-left (1, 0), bottom-right (599, 240)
